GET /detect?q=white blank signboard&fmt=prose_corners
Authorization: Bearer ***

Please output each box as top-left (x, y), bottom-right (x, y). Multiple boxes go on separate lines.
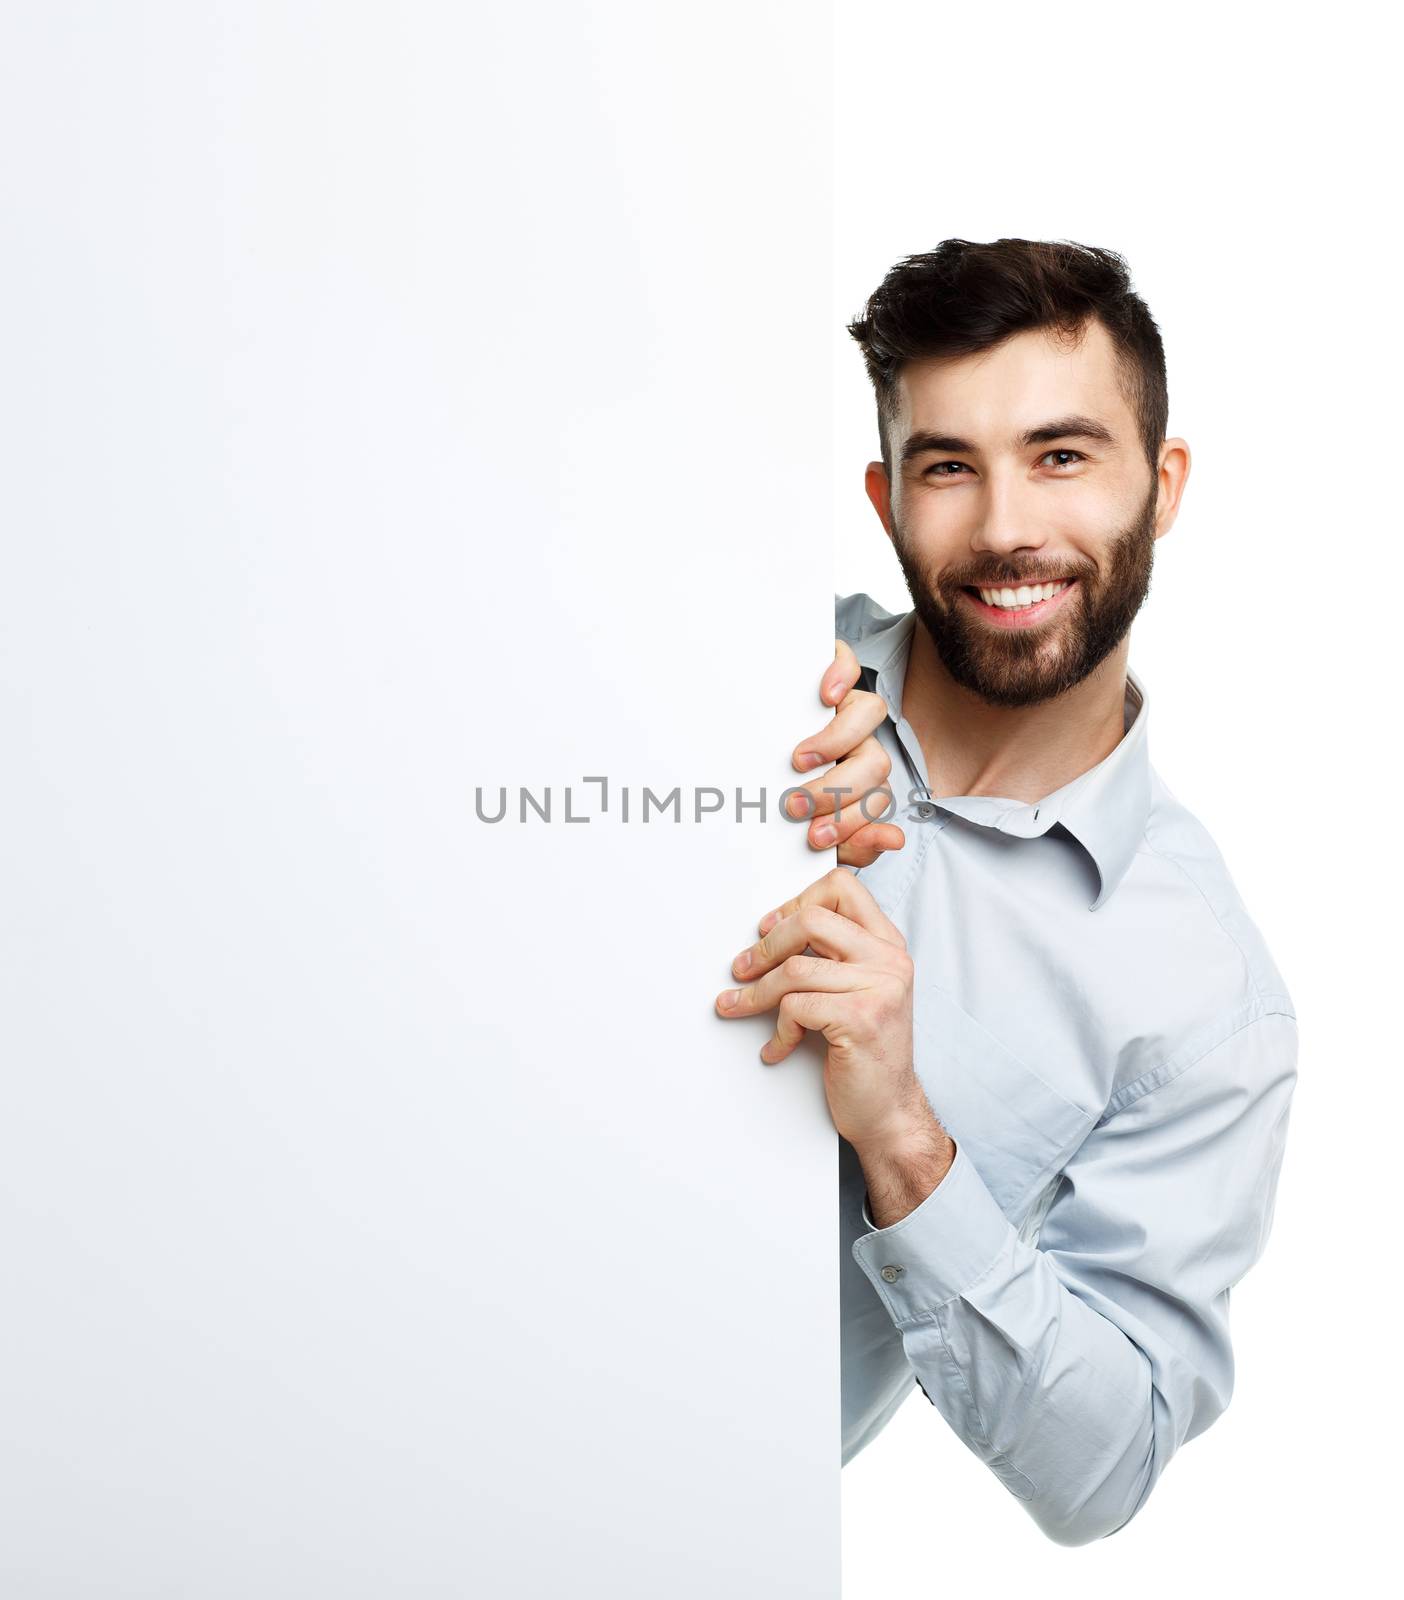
top-left (0, 5), bottom-right (838, 1595)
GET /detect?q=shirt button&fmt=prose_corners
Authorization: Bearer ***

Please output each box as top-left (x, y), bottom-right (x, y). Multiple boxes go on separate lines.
top-left (914, 802), bottom-right (937, 820)
top-left (880, 1264), bottom-right (905, 1283)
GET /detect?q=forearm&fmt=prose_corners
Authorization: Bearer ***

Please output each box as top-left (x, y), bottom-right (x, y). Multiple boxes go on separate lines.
top-left (915, 1224), bottom-right (1166, 1544)
top-left (851, 1136), bottom-right (1201, 1547)
top-left (854, 1114), bottom-right (956, 1230)
top-left (851, 1012), bottom-right (1295, 1545)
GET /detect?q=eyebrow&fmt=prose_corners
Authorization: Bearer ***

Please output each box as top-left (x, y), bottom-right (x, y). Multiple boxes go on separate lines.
top-left (900, 415), bottom-right (1118, 463)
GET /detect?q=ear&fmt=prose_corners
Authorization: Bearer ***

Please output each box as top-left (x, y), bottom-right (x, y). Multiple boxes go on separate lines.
top-left (1152, 438), bottom-right (1191, 541)
top-left (864, 461), bottom-right (895, 544)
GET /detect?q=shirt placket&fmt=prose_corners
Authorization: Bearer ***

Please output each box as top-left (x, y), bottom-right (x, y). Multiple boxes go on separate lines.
top-left (876, 667), bottom-right (940, 824)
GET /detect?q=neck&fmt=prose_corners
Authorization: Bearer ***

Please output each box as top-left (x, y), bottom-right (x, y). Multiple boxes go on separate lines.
top-left (901, 624), bottom-right (1131, 804)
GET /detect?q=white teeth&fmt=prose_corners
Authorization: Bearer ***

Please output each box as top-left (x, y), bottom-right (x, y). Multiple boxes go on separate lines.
top-left (977, 579), bottom-right (1070, 609)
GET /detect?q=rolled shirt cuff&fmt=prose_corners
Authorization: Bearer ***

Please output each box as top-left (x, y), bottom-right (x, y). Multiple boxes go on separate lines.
top-left (851, 1138), bottom-right (1014, 1326)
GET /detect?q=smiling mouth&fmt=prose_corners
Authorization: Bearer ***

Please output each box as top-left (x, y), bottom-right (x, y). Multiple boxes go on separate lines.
top-left (963, 578), bottom-right (1073, 610)
top-left (958, 577), bottom-right (1078, 627)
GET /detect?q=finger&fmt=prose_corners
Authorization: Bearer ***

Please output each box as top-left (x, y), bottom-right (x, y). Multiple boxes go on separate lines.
top-left (757, 865), bottom-right (906, 948)
top-left (732, 901), bottom-right (892, 983)
top-left (812, 784), bottom-right (899, 850)
top-left (820, 638), bottom-right (862, 709)
top-left (837, 820), bottom-right (907, 869)
top-left (792, 689), bottom-right (889, 774)
top-left (786, 736), bottom-right (891, 829)
top-left (716, 950), bottom-right (871, 1020)
top-left (761, 990), bottom-right (837, 1064)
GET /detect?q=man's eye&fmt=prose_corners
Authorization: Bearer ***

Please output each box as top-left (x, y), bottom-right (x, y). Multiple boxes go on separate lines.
top-left (925, 451), bottom-right (1084, 479)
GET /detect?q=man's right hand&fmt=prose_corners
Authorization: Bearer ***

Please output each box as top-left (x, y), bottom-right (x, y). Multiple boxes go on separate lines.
top-left (787, 639), bottom-right (907, 868)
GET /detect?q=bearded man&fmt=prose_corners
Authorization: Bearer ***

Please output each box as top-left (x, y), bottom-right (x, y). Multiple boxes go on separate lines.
top-left (715, 238), bottom-right (1297, 1546)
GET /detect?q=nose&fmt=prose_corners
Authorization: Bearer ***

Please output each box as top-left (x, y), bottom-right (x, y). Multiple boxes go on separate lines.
top-left (968, 469), bottom-right (1050, 561)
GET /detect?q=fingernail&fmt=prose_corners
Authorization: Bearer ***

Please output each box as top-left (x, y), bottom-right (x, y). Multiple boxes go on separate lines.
top-left (759, 910), bottom-right (779, 933)
top-left (718, 989), bottom-right (742, 1009)
top-left (813, 823), bottom-right (837, 846)
top-left (786, 793), bottom-right (811, 819)
top-left (733, 950), bottom-right (753, 974)
top-left (796, 751), bottom-right (822, 771)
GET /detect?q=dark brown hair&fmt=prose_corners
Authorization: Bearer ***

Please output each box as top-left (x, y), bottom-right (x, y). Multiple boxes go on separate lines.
top-left (847, 238), bottom-right (1168, 480)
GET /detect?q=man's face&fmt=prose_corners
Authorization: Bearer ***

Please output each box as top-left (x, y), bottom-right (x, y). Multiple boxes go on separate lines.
top-left (876, 318), bottom-right (1166, 709)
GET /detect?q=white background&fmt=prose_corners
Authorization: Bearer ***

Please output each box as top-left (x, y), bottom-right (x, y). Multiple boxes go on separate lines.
top-left (834, 2), bottom-right (1399, 1590)
top-left (1, 2), bottom-right (1397, 1593)
top-left (0, 4), bottom-right (840, 1595)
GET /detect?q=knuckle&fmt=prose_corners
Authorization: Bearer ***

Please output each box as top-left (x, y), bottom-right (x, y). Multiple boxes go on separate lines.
top-left (781, 952), bottom-right (810, 980)
top-left (880, 974), bottom-right (910, 1011)
top-left (857, 786), bottom-right (891, 825)
top-left (847, 990), bottom-right (880, 1025)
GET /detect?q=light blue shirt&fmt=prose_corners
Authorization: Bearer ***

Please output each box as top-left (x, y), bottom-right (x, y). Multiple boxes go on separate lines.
top-left (836, 592), bottom-right (1297, 1546)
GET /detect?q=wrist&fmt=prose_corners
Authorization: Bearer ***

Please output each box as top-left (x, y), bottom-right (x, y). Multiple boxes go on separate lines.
top-left (855, 1118), bottom-right (956, 1229)
top-left (851, 1099), bottom-right (950, 1166)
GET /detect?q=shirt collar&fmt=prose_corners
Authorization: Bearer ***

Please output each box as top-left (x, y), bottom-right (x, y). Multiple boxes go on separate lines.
top-left (854, 606), bottom-right (1151, 912)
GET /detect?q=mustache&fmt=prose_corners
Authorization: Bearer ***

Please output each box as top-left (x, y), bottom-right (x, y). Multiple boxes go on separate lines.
top-left (941, 566), bottom-right (1088, 590)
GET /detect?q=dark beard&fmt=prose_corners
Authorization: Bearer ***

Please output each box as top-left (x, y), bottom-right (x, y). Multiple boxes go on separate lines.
top-left (891, 480), bottom-right (1158, 709)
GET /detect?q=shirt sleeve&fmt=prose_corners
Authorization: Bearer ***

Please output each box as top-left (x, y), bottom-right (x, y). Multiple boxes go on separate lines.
top-left (850, 1008), bottom-right (1298, 1546)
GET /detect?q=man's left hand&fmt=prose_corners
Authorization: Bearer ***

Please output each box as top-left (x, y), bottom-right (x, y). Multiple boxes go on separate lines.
top-left (715, 867), bottom-right (945, 1161)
